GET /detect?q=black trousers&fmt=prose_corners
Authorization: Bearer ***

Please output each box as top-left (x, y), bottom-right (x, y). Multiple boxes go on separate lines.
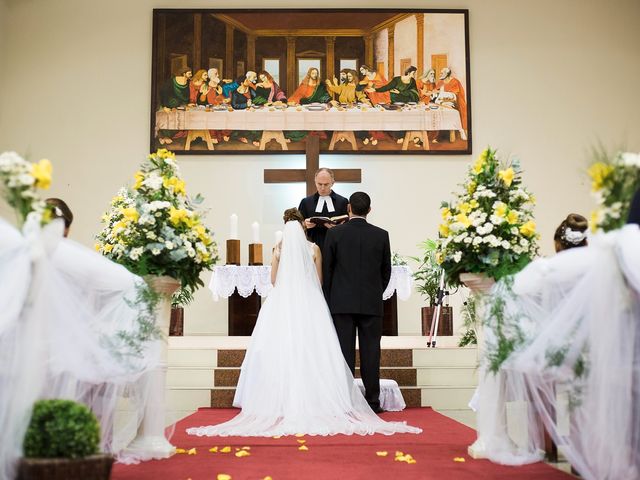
top-left (332, 313), bottom-right (382, 410)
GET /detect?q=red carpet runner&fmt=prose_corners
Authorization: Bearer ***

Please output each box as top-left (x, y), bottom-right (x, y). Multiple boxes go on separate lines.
top-left (112, 408), bottom-right (571, 480)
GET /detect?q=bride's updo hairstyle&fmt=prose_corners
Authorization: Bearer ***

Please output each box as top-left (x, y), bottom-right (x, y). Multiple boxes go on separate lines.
top-left (283, 208), bottom-right (305, 226)
top-left (554, 213), bottom-right (588, 252)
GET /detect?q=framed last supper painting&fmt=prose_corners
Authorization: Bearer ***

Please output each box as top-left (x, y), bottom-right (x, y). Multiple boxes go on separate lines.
top-left (151, 8), bottom-right (471, 155)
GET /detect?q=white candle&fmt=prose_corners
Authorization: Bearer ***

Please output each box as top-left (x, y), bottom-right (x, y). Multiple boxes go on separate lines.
top-left (274, 230), bottom-right (283, 245)
top-left (230, 213), bottom-right (238, 239)
top-left (251, 221), bottom-right (260, 244)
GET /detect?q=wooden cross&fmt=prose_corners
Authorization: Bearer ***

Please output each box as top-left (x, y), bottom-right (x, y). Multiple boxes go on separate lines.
top-left (263, 135), bottom-right (361, 196)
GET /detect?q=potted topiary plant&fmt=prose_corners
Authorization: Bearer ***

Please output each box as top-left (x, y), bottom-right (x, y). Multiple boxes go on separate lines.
top-left (411, 239), bottom-right (454, 336)
top-left (19, 399), bottom-right (113, 480)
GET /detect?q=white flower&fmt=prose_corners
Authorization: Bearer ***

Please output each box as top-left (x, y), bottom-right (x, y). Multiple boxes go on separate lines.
top-left (501, 240), bottom-right (510, 249)
top-left (473, 236), bottom-right (483, 246)
top-left (151, 248), bottom-right (161, 255)
top-left (620, 152), bottom-right (640, 167)
top-left (490, 214), bottom-right (503, 225)
top-left (464, 237), bottom-right (472, 244)
top-left (165, 241), bottom-right (175, 250)
top-left (520, 238), bottom-right (529, 247)
top-left (452, 251), bottom-right (463, 263)
top-left (142, 173), bottom-right (163, 190)
top-left (148, 200), bottom-right (171, 211)
top-left (129, 247), bottom-right (144, 260)
top-left (147, 232), bottom-right (157, 240)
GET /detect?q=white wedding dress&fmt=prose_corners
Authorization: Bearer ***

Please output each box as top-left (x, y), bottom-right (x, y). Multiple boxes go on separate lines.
top-left (187, 221), bottom-right (421, 437)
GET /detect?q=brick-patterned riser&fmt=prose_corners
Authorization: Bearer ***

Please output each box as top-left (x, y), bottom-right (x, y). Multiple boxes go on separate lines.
top-left (212, 349), bottom-right (421, 408)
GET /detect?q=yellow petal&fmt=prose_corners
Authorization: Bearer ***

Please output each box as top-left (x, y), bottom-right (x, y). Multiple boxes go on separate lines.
top-left (187, 448), bottom-right (197, 455)
top-left (209, 447), bottom-right (218, 453)
top-left (235, 450), bottom-right (251, 457)
top-left (298, 445), bottom-right (309, 451)
top-left (241, 446), bottom-right (251, 450)
top-left (297, 439), bottom-right (306, 444)
top-left (217, 475), bottom-right (232, 480)
top-left (407, 459), bottom-right (417, 464)
top-left (453, 457), bottom-right (466, 462)
top-left (376, 451), bottom-right (388, 457)
top-left (263, 477), bottom-right (273, 480)
top-left (294, 433), bottom-right (305, 437)
top-left (272, 435), bottom-right (282, 439)
top-left (395, 451), bottom-right (404, 457)
top-left (220, 446), bottom-right (231, 453)
top-left (175, 448), bottom-right (187, 454)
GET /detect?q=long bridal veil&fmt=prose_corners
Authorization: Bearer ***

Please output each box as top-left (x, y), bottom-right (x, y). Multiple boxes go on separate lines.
top-left (474, 225), bottom-right (640, 479)
top-left (187, 220), bottom-right (421, 437)
top-left (0, 217), bottom-right (167, 479)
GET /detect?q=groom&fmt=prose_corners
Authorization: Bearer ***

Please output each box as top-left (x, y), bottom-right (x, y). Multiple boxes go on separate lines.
top-left (322, 192), bottom-right (391, 413)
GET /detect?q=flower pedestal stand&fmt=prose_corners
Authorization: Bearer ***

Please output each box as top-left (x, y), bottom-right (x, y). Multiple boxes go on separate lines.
top-left (459, 273), bottom-right (498, 460)
top-left (123, 275), bottom-right (180, 461)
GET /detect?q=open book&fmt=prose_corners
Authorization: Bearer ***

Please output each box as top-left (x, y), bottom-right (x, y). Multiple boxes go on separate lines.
top-left (308, 214), bottom-right (349, 226)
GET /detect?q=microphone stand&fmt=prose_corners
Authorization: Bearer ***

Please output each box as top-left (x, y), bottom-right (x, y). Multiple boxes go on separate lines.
top-left (427, 269), bottom-right (448, 348)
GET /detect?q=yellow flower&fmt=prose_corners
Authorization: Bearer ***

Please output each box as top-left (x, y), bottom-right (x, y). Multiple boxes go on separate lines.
top-left (220, 446), bottom-right (231, 453)
top-left (435, 252), bottom-right (444, 265)
top-left (587, 162), bottom-right (614, 191)
top-left (458, 202), bottom-right (472, 215)
top-left (133, 171), bottom-right (144, 190)
top-left (169, 207), bottom-right (189, 226)
top-left (441, 207), bottom-right (451, 220)
top-left (235, 450), bottom-right (250, 457)
top-left (506, 210), bottom-right (519, 225)
top-left (498, 167), bottom-right (515, 187)
top-left (439, 223), bottom-right (450, 238)
top-left (467, 181), bottom-right (477, 194)
top-left (121, 207), bottom-right (139, 223)
top-left (455, 213), bottom-right (472, 228)
top-left (209, 447), bottom-right (218, 453)
top-left (31, 159), bottom-right (52, 189)
top-left (298, 445), bottom-right (309, 451)
top-left (187, 448), bottom-right (197, 455)
top-left (472, 158), bottom-right (485, 175)
top-left (156, 148), bottom-right (175, 159)
top-left (217, 475), bottom-right (232, 480)
top-left (103, 244), bottom-right (113, 253)
top-left (112, 221), bottom-right (127, 233)
top-left (528, 194), bottom-right (536, 205)
top-left (163, 176), bottom-right (186, 195)
top-left (495, 202), bottom-right (508, 218)
top-left (469, 199), bottom-right (479, 210)
top-left (590, 210), bottom-right (601, 232)
top-left (94, 243), bottom-right (101, 251)
top-left (453, 457), bottom-right (466, 462)
top-left (376, 451), bottom-right (389, 457)
top-left (519, 220), bottom-right (536, 237)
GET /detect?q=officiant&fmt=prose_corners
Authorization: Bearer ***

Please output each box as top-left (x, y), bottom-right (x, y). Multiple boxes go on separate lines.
top-left (298, 168), bottom-right (348, 251)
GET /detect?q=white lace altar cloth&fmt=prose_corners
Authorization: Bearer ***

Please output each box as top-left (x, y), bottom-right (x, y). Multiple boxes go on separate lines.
top-left (208, 265), bottom-right (413, 301)
top-left (354, 378), bottom-right (406, 411)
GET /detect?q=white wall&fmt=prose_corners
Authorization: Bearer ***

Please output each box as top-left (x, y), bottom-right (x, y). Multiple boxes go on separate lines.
top-left (374, 27), bottom-right (388, 76)
top-left (1, 0), bottom-right (639, 335)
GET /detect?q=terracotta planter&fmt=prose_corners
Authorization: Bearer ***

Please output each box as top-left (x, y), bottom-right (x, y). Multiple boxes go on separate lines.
top-left (459, 272), bottom-right (495, 294)
top-left (18, 454), bottom-right (113, 480)
top-left (170, 307), bottom-right (184, 336)
top-left (421, 306), bottom-right (453, 336)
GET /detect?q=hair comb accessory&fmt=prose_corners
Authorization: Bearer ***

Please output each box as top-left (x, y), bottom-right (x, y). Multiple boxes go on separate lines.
top-left (563, 227), bottom-right (587, 244)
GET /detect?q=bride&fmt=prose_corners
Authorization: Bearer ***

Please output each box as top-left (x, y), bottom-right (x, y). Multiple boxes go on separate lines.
top-left (187, 209), bottom-right (421, 437)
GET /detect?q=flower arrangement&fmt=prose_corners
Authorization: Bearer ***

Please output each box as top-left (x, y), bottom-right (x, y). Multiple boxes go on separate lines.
top-left (0, 151), bottom-right (53, 225)
top-left (435, 147), bottom-right (539, 286)
top-left (96, 149), bottom-right (219, 295)
top-left (588, 150), bottom-right (640, 232)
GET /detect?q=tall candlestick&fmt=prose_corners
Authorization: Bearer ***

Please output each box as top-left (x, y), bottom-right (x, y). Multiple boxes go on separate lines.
top-left (251, 221), bottom-right (260, 244)
top-left (230, 213), bottom-right (238, 239)
top-left (274, 230), bottom-right (283, 245)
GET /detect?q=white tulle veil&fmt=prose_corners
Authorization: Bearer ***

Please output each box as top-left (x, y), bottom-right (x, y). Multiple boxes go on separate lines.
top-left (0, 216), bottom-right (167, 479)
top-left (472, 225), bottom-right (640, 479)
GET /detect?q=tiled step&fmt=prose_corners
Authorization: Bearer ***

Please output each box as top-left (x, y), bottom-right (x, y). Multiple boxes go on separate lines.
top-left (420, 386), bottom-right (476, 410)
top-left (209, 387), bottom-right (423, 408)
top-left (416, 366), bottom-right (477, 386)
top-left (217, 348), bottom-right (415, 368)
top-left (212, 367), bottom-right (418, 387)
top-left (413, 347), bottom-right (478, 367)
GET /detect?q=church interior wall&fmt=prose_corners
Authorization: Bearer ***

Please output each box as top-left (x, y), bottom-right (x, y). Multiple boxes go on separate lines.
top-left (424, 13), bottom-right (466, 87)
top-left (0, 0), bottom-right (639, 336)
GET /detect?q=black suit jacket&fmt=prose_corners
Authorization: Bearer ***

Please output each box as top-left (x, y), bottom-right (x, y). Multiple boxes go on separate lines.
top-left (322, 218), bottom-right (391, 316)
top-left (298, 191), bottom-right (348, 252)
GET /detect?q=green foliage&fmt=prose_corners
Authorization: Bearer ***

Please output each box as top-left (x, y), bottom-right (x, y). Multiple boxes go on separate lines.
top-left (391, 251), bottom-right (408, 267)
top-left (458, 296), bottom-right (478, 347)
top-left (23, 400), bottom-right (100, 459)
top-left (172, 286), bottom-right (195, 308)
top-left (411, 239), bottom-right (448, 306)
top-left (105, 281), bottom-right (162, 363)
